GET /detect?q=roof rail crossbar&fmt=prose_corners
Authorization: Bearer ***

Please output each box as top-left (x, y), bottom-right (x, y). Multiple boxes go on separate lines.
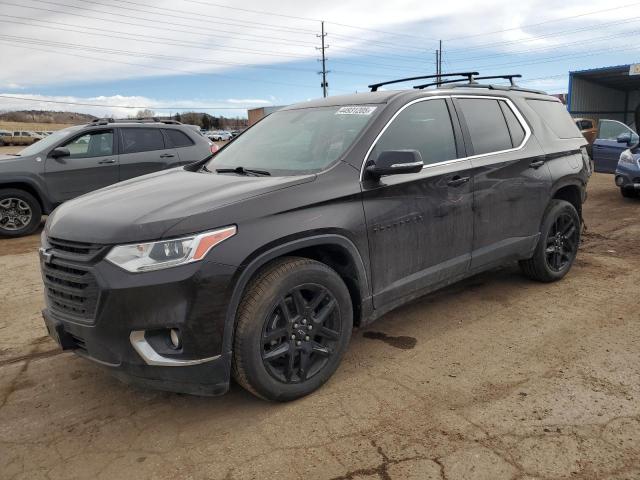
top-left (474, 74), bottom-right (522, 86)
top-left (89, 118), bottom-right (183, 125)
top-left (368, 72), bottom-right (479, 92)
top-left (414, 77), bottom-right (479, 90)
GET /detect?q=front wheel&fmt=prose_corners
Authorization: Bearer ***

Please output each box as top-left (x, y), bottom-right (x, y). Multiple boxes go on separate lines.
top-left (0, 189), bottom-right (42, 237)
top-left (232, 257), bottom-right (353, 401)
top-left (519, 199), bottom-right (581, 282)
top-left (621, 187), bottom-right (639, 199)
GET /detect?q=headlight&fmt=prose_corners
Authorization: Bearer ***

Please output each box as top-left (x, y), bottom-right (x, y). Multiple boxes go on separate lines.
top-left (105, 225), bottom-right (236, 272)
top-left (619, 149), bottom-right (636, 165)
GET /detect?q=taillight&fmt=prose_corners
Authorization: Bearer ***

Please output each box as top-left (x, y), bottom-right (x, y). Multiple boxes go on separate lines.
top-left (210, 143), bottom-right (219, 155)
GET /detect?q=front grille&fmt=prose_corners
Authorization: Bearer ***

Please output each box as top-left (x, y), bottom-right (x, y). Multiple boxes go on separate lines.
top-left (42, 238), bottom-right (108, 324)
top-left (48, 237), bottom-right (106, 262)
top-left (43, 259), bottom-right (99, 323)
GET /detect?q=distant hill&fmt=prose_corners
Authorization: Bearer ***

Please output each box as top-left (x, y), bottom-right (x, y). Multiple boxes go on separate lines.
top-left (0, 110), bottom-right (96, 124)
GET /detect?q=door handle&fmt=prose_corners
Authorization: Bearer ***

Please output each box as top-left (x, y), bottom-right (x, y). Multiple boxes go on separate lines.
top-left (529, 160), bottom-right (545, 169)
top-left (447, 175), bottom-right (470, 187)
top-left (160, 153), bottom-right (175, 158)
top-left (98, 158), bottom-right (116, 164)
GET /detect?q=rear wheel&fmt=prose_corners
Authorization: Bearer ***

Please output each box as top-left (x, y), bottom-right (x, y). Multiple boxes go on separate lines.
top-left (0, 189), bottom-right (42, 237)
top-left (621, 187), bottom-right (639, 199)
top-left (519, 199), bottom-right (581, 282)
top-left (232, 257), bottom-right (353, 401)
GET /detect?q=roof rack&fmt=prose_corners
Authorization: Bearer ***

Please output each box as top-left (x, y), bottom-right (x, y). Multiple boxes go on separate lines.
top-left (368, 72), bottom-right (479, 92)
top-left (89, 117), bottom-right (183, 126)
top-left (473, 74), bottom-right (522, 86)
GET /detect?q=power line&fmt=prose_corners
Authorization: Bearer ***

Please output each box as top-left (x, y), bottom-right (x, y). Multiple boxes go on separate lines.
top-left (181, 0), bottom-right (437, 42)
top-left (445, 1), bottom-right (640, 41)
top-left (69, 0), bottom-right (318, 36)
top-left (447, 28), bottom-right (640, 64)
top-left (0, 17), bottom-right (313, 60)
top-left (0, 34), bottom-right (317, 73)
top-left (0, 95), bottom-right (258, 110)
top-left (5, 0), bottom-right (319, 47)
top-left (0, 40), bottom-right (342, 92)
top-left (446, 15), bottom-right (640, 55)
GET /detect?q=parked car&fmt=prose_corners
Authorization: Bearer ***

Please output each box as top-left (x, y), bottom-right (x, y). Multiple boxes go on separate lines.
top-left (616, 144), bottom-right (640, 198)
top-left (592, 119), bottom-right (639, 173)
top-left (0, 130), bottom-right (11, 145)
top-left (208, 130), bottom-right (232, 141)
top-left (2, 131), bottom-right (41, 146)
top-left (40, 77), bottom-right (590, 401)
top-left (0, 118), bottom-right (215, 237)
top-left (230, 129), bottom-right (244, 138)
top-left (575, 118), bottom-right (597, 145)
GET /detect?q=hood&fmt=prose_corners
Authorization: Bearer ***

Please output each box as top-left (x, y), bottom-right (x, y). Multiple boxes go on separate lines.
top-left (47, 168), bottom-right (315, 244)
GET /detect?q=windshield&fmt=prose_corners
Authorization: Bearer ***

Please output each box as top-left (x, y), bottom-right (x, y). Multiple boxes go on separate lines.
top-left (206, 105), bottom-right (378, 175)
top-left (17, 126), bottom-right (81, 156)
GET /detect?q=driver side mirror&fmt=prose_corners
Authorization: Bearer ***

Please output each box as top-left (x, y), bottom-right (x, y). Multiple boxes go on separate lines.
top-left (365, 150), bottom-right (423, 180)
top-left (49, 147), bottom-right (70, 159)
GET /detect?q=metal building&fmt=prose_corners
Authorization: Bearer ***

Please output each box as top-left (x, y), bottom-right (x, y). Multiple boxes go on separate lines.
top-left (568, 64), bottom-right (640, 127)
top-left (247, 105), bottom-right (285, 126)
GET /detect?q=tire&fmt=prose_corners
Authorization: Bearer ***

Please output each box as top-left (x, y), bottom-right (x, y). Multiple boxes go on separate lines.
top-left (0, 189), bottom-right (42, 237)
top-left (232, 257), bottom-right (353, 401)
top-left (519, 199), bottom-right (581, 283)
top-left (621, 187), bottom-right (639, 199)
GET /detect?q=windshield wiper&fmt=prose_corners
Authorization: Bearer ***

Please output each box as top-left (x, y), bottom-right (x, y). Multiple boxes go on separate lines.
top-left (215, 166), bottom-right (271, 176)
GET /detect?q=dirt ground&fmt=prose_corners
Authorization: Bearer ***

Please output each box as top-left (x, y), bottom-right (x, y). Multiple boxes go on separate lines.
top-left (0, 173), bottom-right (639, 480)
top-left (0, 122), bottom-right (76, 132)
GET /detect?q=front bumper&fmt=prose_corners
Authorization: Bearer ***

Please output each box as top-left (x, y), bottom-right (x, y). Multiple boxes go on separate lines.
top-left (615, 164), bottom-right (640, 190)
top-left (40, 245), bottom-right (238, 396)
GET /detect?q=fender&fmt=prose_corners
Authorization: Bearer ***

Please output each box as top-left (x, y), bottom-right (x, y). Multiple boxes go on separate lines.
top-left (549, 175), bottom-right (587, 205)
top-left (221, 233), bottom-right (372, 353)
top-left (0, 175), bottom-right (53, 214)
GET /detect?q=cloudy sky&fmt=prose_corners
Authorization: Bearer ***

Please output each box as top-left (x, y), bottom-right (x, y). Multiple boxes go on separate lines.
top-left (1, 0), bottom-right (638, 117)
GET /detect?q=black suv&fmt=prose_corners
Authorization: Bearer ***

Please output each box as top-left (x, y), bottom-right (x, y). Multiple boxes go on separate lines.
top-left (0, 119), bottom-right (214, 237)
top-left (39, 74), bottom-right (590, 401)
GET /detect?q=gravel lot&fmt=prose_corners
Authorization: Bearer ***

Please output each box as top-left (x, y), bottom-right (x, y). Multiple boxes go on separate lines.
top-left (1, 173), bottom-right (639, 480)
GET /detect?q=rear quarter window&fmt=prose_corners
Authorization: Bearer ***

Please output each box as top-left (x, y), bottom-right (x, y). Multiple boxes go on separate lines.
top-left (163, 129), bottom-right (195, 148)
top-left (527, 100), bottom-right (582, 139)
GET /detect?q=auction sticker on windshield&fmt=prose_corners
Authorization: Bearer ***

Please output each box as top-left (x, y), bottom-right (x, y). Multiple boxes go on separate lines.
top-left (336, 106), bottom-right (377, 115)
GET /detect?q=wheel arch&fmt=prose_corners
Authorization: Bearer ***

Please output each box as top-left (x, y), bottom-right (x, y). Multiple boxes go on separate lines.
top-left (222, 234), bottom-right (372, 353)
top-left (0, 178), bottom-right (51, 214)
top-left (550, 180), bottom-right (584, 218)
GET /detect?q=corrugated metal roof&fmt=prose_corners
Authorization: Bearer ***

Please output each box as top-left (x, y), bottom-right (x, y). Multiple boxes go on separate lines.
top-left (571, 64), bottom-right (640, 91)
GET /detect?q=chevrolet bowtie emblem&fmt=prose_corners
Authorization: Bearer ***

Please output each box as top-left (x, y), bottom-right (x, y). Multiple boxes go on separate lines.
top-left (39, 247), bottom-right (53, 264)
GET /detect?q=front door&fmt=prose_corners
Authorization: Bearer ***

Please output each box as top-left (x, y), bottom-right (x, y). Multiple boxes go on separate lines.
top-left (44, 129), bottom-right (119, 204)
top-left (361, 97), bottom-right (474, 308)
top-left (592, 120), bottom-right (636, 173)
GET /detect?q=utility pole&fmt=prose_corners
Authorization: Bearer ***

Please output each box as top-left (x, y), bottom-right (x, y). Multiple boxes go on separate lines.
top-left (317, 21), bottom-right (329, 98)
top-left (435, 49), bottom-right (439, 82)
top-left (438, 39), bottom-right (443, 82)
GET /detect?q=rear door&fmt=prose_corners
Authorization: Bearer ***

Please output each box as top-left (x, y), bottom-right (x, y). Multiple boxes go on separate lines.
top-left (44, 129), bottom-right (119, 203)
top-left (453, 96), bottom-right (551, 270)
top-left (118, 127), bottom-right (179, 180)
top-left (592, 120), bottom-right (636, 173)
top-left (361, 97), bottom-right (474, 308)
top-left (161, 128), bottom-right (208, 165)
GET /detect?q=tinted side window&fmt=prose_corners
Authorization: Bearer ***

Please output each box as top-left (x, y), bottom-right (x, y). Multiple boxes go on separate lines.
top-left (457, 98), bottom-right (512, 155)
top-left (499, 100), bottom-right (526, 147)
top-left (62, 131), bottom-right (114, 158)
top-left (121, 128), bottom-right (165, 154)
top-left (527, 99), bottom-right (582, 139)
top-left (373, 99), bottom-right (457, 166)
top-left (598, 120), bottom-right (633, 141)
top-left (163, 129), bottom-right (194, 148)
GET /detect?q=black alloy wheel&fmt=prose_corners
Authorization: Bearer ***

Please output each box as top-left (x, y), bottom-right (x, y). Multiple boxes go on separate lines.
top-left (544, 212), bottom-right (579, 272)
top-left (519, 199), bottom-right (581, 282)
top-left (261, 284), bottom-right (341, 384)
top-left (232, 257), bottom-right (352, 401)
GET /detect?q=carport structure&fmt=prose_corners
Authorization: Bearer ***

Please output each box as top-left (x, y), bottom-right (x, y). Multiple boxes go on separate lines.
top-left (568, 64), bottom-right (640, 127)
